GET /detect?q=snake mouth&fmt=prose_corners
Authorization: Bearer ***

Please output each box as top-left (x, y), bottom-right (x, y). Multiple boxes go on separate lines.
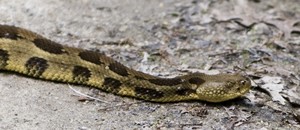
top-left (241, 83), bottom-right (251, 95)
top-left (242, 87), bottom-right (250, 94)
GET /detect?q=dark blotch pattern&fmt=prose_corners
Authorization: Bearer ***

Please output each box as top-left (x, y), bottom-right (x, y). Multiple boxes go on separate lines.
top-left (25, 57), bottom-right (49, 77)
top-left (78, 50), bottom-right (104, 65)
top-left (148, 78), bottom-right (182, 86)
top-left (0, 49), bottom-right (9, 68)
top-left (176, 88), bottom-right (196, 96)
top-left (72, 66), bottom-right (91, 82)
top-left (103, 77), bottom-right (122, 93)
top-left (33, 38), bottom-right (65, 54)
top-left (108, 62), bottom-right (129, 77)
top-left (135, 87), bottom-right (164, 99)
top-left (0, 25), bottom-right (21, 40)
top-left (188, 77), bottom-right (205, 85)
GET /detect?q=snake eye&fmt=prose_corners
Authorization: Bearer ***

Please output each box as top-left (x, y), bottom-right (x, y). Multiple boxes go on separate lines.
top-left (240, 80), bottom-right (246, 85)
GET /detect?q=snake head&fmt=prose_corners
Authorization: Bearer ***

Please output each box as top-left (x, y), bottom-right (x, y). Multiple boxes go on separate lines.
top-left (191, 73), bottom-right (251, 102)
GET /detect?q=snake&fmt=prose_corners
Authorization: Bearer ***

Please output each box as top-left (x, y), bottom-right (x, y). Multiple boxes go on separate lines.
top-left (0, 25), bottom-right (251, 103)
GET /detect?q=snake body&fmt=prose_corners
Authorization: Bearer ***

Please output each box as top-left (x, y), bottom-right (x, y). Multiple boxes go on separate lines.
top-left (0, 25), bottom-right (251, 102)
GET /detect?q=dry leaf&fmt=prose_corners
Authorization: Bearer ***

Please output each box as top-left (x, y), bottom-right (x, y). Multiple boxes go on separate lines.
top-left (259, 76), bottom-right (286, 105)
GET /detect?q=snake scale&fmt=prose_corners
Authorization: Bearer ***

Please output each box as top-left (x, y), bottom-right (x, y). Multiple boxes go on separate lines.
top-left (0, 25), bottom-right (251, 102)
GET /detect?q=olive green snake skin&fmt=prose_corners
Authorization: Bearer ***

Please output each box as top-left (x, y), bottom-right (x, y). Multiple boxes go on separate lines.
top-left (0, 25), bottom-right (251, 102)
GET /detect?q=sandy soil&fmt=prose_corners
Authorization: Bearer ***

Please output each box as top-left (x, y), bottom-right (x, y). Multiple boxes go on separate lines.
top-left (0, 0), bottom-right (299, 129)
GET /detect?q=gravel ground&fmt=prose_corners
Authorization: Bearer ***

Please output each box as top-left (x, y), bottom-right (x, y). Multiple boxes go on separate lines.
top-left (0, 0), bottom-right (299, 129)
